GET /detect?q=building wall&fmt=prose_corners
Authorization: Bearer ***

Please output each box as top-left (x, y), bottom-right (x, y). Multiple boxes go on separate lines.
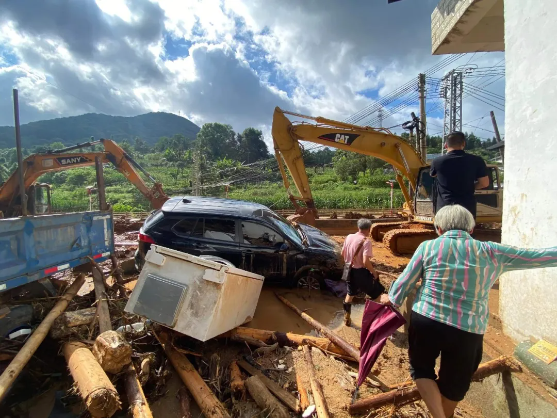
top-left (500, 0), bottom-right (557, 343)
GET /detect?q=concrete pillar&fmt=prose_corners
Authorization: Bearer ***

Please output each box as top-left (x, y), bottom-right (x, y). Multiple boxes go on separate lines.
top-left (500, 0), bottom-right (557, 343)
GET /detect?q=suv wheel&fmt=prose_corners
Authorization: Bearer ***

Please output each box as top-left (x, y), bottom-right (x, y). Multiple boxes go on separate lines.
top-left (295, 269), bottom-right (324, 290)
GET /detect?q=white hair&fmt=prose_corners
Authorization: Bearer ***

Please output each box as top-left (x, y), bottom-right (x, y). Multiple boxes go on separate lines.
top-left (357, 218), bottom-right (372, 230)
top-left (434, 205), bottom-right (475, 233)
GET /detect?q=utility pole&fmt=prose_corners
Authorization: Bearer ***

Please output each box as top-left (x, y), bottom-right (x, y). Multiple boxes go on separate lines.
top-left (418, 73), bottom-right (427, 160)
top-left (441, 70), bottom-right (463, 153)
top-left (13, 89), bottom-right (27, 216)
top-left (490, 110), bottom-right (504, 163)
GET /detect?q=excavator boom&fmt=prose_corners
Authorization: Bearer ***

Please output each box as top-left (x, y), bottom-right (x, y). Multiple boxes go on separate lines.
top-left (272, 107), bottom-right (424, 219)
top-left (0, 139), bottom-right (168, 217)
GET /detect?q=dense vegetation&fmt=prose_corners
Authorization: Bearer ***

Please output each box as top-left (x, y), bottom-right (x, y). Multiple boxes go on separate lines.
top-left (0, 117), bottom-right (501, 213)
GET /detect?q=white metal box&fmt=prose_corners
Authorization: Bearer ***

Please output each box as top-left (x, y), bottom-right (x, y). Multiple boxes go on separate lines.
top-left (125, 245), bottom-right (264, 341)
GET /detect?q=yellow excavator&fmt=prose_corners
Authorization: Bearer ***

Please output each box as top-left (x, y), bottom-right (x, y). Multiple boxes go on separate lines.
top-left (0, 138), bottom-right (168, 217)
top-left (272, 107), bottom-right (503, 254)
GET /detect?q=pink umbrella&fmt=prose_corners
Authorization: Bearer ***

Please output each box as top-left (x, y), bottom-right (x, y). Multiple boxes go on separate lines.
top-left (358, 300), bottom-right (406, 387)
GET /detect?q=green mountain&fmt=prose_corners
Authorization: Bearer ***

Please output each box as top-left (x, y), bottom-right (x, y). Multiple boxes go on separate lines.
top-left (0, 112), bottom-right (201, 149)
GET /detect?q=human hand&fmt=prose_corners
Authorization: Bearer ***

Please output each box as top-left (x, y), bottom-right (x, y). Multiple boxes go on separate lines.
top-left (378, 294), bottom-right (392, 305)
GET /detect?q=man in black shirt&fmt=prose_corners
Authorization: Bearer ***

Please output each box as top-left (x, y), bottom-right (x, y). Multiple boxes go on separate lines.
top-left (430, 132), bottom-right (489, 219)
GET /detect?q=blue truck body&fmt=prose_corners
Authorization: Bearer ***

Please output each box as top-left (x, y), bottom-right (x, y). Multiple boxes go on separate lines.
top-left (0, 211), bottom-right (114, 292)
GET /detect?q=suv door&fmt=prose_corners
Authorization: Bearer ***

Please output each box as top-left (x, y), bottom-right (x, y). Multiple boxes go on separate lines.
top-left (171, 217), bottom-right (242, 267)
top-left (239, 219), bottom-right (288, 281)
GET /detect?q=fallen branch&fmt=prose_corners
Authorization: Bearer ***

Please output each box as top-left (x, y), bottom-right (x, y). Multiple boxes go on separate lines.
top-left (295, 367), bottom-right (310, 411)
top-left (237, 359), bottom-right (299, 412)
top-left (275, 293), bottom-right (360, 362)
top-left (124, 363), bottom-right (153, 418)
top-left (303, 346), bottom-right (331, 418)
top-left (63, 342), bottom-right (121, 418)
top-left (230, 334), bottom-right (268, 348)
top-left (155, 330), bottom-right (231, 418)
top-left (222, 327), bottom-right (350, 358)
top-left (230, 361), bottom-right (245, 398)
top-left (0, 274), bottom-right (85, 404)
top-left (90, 260), bottom-right (112, 334)
top-left (348, 356), bottom-right (522, 414)
top-left (245, 376), bottom-right (290, 418)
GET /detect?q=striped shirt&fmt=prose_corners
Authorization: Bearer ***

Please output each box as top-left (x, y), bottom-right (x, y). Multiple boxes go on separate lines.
top-left (388, 230), bottom-right (557, 334)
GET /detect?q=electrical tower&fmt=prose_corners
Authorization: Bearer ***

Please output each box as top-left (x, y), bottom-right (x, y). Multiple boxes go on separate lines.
top-left (441, 70), bottom-right (463, 153)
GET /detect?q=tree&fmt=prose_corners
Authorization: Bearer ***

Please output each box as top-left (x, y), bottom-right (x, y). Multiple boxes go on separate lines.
top-left (237, 128), bottom-right (269, 163)
top-left (195, 123), bottom-right (238, 160)
top-left (134, 137), bottom-right (151, 154)
top-left (120, 139), bottom-right (134, 155)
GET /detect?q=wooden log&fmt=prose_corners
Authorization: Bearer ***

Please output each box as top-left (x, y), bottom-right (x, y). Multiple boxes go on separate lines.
top-left (245, 376), bottom-right (290, 418)
top-left (178, 387), bottom-right (193, 418)
top-left (110, 254), bottom-right (126, 297)
top-left (125, 363), bottom-right (153, 418)
top-left (230, 361), bottom-right (245, 398)
top-left (303, 346), bottom-right (331, 418)
top-left (348, 356), bottom-right (522, 414)
top-left (63, 342), bottom-right (121, 417)
top-left (155, 331), bottom-right (231, 418)
top-left (93, 330), bottom-right (132, 374)
top-left (223, 327), bottom-right (350, 358)
top-left (237, 360), bottom-right (299, 413)
top-left (295, 366), bottom-right (310, 411)
top-left (0, 274), bottom-right (85, 404)
top-left (230, 334), bottom-right (267, 348)
top-left (92, 263), bottom-right (112, 334)
top-left (50, 307), bottom-right (98, 339)
top-left (275, 293), bottom-right (360, 362)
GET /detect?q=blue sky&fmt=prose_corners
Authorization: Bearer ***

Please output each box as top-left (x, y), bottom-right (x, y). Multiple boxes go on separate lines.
top-left (0, 0), bottom-right (505, 148)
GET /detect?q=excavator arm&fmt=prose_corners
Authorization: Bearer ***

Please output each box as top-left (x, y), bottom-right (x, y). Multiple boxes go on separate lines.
top-left (0, 139), bottom-right (168, 217)
top-left (272, 107), bottom-right (425, 220)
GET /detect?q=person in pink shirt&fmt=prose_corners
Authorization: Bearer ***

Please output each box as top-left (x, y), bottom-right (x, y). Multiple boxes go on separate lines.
top-left (341, 218), bottom-right (385, 326)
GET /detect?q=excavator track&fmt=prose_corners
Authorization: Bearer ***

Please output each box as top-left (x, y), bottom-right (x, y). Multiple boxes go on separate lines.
top-left (383, 227), bottom-right (438, 255)
top-left (370, 221), bottom-right (407, 242)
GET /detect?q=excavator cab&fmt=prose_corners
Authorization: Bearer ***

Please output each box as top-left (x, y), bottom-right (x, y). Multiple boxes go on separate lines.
top-left (29, 183), bottom-right (52, 215)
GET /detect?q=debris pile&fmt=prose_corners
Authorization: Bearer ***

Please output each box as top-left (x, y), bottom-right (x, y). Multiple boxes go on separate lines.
top-left (0, 267), bottom-right (521, 417)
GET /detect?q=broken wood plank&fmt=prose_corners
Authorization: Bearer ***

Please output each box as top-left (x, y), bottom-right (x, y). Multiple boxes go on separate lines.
top-left (155, 331), bottom-right (231, 418)
top-left (245, 376), bottom-right (290, 418)
top-left (63, 342), bottom-right (121, 418)
top-left (303, 346), bottom-right (331, 418)
top-left (223, 327), bottom-right (350, 358)
top-left (237, 359), bottom-right (299, 413)
top-left (295, 363), bottom-right (310, 411)
top-left (0, 274), bottom-right (85, 404)
top-left (275, 293), bottom-right (360, 362)
top-left (348, 356), bottom-right (522, 414)
top-left (91, 261), bottom-right (112, 334)
top-left (124, 363), bottom-right (153, 418)
top-left (93, 330), bottom-right (132, 374)
top-left (230, 361), bottom-right (245, 398)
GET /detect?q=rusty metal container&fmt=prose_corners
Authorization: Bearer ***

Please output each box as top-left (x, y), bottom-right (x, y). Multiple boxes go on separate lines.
top-left (125, 245), bottom-right (264, 341)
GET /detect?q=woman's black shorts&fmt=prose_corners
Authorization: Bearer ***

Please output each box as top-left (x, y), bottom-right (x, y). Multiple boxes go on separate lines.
top-left (408, 311), bottom-right (483, 402)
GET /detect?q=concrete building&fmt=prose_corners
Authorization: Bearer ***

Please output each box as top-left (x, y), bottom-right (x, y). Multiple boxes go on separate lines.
top-left (431, 0), bottom-right (557, 345)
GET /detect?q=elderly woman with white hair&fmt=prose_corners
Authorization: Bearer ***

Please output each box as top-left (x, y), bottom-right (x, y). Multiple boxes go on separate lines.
top-left (382, 204), bottom-right (557, 418)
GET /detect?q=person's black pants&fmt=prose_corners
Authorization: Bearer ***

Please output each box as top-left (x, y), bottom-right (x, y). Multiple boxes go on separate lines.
top-left (408, 311), bottom-right (483, 402)
top-left (347, 268), bottom-right (385, 300)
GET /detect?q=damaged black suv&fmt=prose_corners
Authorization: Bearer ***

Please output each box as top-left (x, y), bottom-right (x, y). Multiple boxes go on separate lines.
top-left (135, 196), bottom-right (344, 289)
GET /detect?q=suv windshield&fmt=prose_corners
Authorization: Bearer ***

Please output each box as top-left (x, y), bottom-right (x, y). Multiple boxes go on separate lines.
top-left (256, 210), bottom-right (303, 247)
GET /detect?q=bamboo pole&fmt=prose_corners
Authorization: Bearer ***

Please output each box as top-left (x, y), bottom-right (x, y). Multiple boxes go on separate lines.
top-left (64, 342), bottom-right (121, 417)
top-left (0, 274), bottom-right (85, 403)
top-left (348, 356), bottom-right (522, 414)
top-left (124, 363), bottom-right (153, 418)
top-left (222, 327), bottom-right (350, 358)
top-left (303, 346), bottom-right (330, 418)
top-left (155, 331), bottom-right (231, 418)
top-left (245, 376), bottom-right (290, 418)
top-left (275, 293), bottom-right (360, 362)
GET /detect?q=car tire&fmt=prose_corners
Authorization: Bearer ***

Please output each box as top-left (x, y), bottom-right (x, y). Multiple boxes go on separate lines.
top-left (294, 268), bottom-right (324, 290)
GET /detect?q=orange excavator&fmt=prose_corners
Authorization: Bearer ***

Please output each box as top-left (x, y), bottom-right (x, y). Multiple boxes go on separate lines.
top-left (0, 138), bottom-right (169, 217)
top-left (272, 108), bottom-right (503, 254)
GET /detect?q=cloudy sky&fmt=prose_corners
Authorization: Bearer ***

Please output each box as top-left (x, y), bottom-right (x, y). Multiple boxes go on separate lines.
top-left (0, 0), bottom-right (505, 148)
